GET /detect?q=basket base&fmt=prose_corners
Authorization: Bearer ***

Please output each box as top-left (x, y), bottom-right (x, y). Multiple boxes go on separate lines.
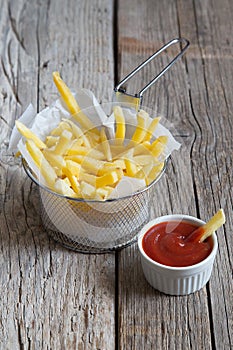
top-left (45, 227), bottom-right (138, 253)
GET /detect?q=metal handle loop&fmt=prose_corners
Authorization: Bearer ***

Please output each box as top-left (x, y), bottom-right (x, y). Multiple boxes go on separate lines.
top-left (114, 38), bottom-right (190, 99)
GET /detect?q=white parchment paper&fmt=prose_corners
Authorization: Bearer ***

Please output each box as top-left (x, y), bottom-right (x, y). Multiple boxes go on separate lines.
top-left (9, 88), bottom-right (180, 197)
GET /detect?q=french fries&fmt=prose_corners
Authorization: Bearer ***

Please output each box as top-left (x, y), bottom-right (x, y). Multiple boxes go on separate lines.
top-left (15, 73), bottom-right (169, 200)
top-left (185, 209), bottom-right (225, 243)
top-left (53, 72), bottom-right (99, 135)
top-left (130, 110), bottom-right (148, 144)
top-left (100, 127), bottom-right (112, 162)
top-left (16, 121), bottom-right (46, 149)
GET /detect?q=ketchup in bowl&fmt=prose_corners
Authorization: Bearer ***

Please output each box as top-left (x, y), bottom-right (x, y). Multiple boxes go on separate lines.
top-left (142, 221), bottom-right (213, 267)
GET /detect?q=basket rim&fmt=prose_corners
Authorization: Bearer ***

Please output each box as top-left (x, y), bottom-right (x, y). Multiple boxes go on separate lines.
top-left (22, 157), bottom-right (168, 203)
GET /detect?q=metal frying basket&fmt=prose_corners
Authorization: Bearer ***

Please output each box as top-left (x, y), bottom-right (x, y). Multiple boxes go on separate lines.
top-left (23, 159), bottom-right (166, 253)
top-left (22, 38), bottom-right (189, 253)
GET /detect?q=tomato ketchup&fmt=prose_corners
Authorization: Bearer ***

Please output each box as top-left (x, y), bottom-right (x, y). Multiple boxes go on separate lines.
top-left (142, 221), bottom-right (213, 267)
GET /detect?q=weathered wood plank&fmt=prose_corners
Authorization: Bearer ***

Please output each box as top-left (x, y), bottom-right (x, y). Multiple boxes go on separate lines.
top-left (0, 1), bottom-right (115, 349)
top-left (1, 0), bottom-right (232, 349)
top-left (117, 0), bottom-right (232, 349)
top-left (177, 0), bottom-right (233, 347)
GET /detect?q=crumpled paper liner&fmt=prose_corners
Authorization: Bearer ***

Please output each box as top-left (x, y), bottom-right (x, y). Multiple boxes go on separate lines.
top-left (9, 88), bottom-right (180, 197)
top-left (9, 89), bottom-right (180, 246)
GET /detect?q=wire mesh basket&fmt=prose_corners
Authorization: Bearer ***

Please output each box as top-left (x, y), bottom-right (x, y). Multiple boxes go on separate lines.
top-left (23, 159), bottom-right (166, 253)
top-left (16, 38), bottom-right (189, 253)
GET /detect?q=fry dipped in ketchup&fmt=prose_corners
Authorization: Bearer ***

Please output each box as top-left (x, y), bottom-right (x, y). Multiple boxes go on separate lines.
top-left (142, 210), bottom-right (225, 267)
top-left (185, 209), bottom-right (225, 243)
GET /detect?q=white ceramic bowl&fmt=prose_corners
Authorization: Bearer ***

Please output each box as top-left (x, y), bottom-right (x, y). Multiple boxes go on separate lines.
top-left (138, 214), bottom-right (218, 295)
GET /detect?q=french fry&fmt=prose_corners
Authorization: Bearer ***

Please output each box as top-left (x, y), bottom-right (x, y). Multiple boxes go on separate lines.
top-left (53, 72), bottom-right (99, 135)
top-left (79, 171), bottom-right (97, 186)
top-left (25, 140), bottom-right (43, 167)
top-left (53, 72), bottom-right (80, 115)
top-left (66, 144), bottom-right (90, 157)
top-left (97, 164), bottom-right (120, 176)
top-left (72, 110), bottom-right (100, 136)
top-left (79, 156), bottom-right (106, 175)
top-left (143, 117), bottom-right (160, 142)
top-left (16, 121), bottom-right (46, 149)
top-left (185, 209), bottom-right (225, 243)
top-left (88, 147), bottom-right (106, 160)
top-left (25, 140), bottom-right (57, 187)
top-left (70, 138), bottom-right (83, 147)
top-left (133, 154), bottom-right (156, 166)
top-left (125, 158), bottom-right (139, 177)
top-left (64, 155), bottom-right (83, 164)
top-left (110, 144), bottom-right (128, 158)
top-left (65, 119), bottom-right (91, 148)
top-left (66, 143), bottom-right (105, 160)
top-left (43, 149), bottom-right (66, 169)
top-left (150, 136), bottom-right (168, 157)
top-left (86, 132), bottom-right (100, 148)
top-left (115, 167), bottom-right (124, 180)
top-left (113, 106), bottom-right (125, 145)
top-left (45, 135), bottom-right (58, 148)
top-left (53, 129), bottom-right (73, 155)
top-left (63, 176), bottom-right (72, 187)
top-left (96, 186), bottom-right (114, 200)
top-left (100, 127), bottom-right (112, 161)
top-left (54, 178), bottom-right (77, 197)
top-left (135, 162), bottom-right (164, 185)
top-left (112, 159), bottom-right (126, 170)
top-left (80, 181), bottom-right (96, 198)
top-left (113, 147), bottom-right (134, 161)
top-left (130, 110), bottom-right (149, 144)
top-left (135, 163), bottom-right (153, 179)
top-left (50, 120), bottom-right (72, 136)
top-left (69, 175), bottom-right (80, 194)
top-left (62, 167), bottom-right (80, 194)
top-left (146, 162), bottom-right (165, 185)
top-left (64, 160), bottom-right (81, 177)
top-left (97, 159), bottom-right (126, 176)
top-left (96, 170), bottom-right (120, 188)
top-left (132, 141), bottom-right (151, 156)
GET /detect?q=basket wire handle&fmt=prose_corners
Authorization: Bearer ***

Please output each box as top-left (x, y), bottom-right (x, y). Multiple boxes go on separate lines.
top-left (114, 37), bottom-right (190, 110)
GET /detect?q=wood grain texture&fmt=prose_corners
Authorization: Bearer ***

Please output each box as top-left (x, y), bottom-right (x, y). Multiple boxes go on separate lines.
top-left (178, 0), bottom-right (233, 347)
top-left (0, 0), bottom-right (232, 349)
top-left (117, 0), bottom-right (232, 349)
top-left (0, 1), bottom-right (115, 349)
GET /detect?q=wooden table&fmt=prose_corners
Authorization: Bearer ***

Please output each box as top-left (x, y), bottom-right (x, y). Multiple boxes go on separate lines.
top-left (0, 0), bottom-right (232, 349)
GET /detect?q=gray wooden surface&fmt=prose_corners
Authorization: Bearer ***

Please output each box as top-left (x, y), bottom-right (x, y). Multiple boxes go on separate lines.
top-left (0, 0), bottom-right (232, 349)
